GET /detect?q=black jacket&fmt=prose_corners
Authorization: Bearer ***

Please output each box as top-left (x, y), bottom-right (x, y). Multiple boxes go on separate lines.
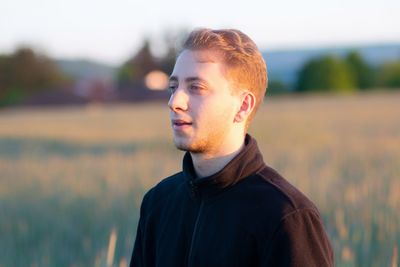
top-left (130, 135), bottom-right (334, 266)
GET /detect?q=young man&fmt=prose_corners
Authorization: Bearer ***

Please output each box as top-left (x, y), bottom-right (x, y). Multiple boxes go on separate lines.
top-left (130, 28), bottom-right (334, 267)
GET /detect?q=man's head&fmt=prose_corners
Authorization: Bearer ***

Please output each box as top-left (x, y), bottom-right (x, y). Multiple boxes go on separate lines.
top-left (181, 28), bottom-right (268, 123)
top-left (168, 28), bottom-right (267, 155)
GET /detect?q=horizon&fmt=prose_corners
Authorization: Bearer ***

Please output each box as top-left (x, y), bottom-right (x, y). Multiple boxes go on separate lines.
top-left (4, 41), bottom-right (398, 68)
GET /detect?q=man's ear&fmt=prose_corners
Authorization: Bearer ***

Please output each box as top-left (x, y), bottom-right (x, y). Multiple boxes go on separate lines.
top-left (234, 91), bottom-right (256, 123)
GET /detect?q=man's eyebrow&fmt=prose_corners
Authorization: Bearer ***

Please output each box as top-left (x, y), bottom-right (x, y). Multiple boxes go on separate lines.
top-left (169, 76), bottom-right (178, 82)
top-left (169, 76), bottom-right (207, 83)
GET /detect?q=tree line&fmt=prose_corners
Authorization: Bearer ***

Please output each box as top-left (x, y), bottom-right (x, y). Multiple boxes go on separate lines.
top-left (0, 47), bottom-right (69, 106)
top-left (1, 41), bottom-right (399, 107)
top-left (297, 51), bottom-right (400, 92)
top-left (269, 51), bottom-right (400, 95)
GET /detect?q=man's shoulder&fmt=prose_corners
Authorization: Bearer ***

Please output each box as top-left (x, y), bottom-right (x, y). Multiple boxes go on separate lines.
top-left (152, 171), bottom-right (185, 194)
top-left (141, 171), bottom-right (185, 208)
top-left (251, 166), bottom-right (334, 265)
top-left (248, 165), bottom-right (319, 215)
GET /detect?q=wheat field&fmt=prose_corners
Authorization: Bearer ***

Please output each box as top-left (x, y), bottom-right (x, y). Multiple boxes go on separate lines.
top-left (0, 91), bottom-right (399, 267)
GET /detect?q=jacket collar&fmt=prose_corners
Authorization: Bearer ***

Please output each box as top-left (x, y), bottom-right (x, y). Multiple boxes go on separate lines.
top-left (182, 134), bottom-right (265, 198)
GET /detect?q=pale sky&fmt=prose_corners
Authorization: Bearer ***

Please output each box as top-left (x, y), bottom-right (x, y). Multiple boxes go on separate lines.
top-left (1, 0), bottom-right (399, 66)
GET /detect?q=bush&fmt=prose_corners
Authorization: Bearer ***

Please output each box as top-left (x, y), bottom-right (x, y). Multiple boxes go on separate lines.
top-left (297, 55), bottom-right (356, 93)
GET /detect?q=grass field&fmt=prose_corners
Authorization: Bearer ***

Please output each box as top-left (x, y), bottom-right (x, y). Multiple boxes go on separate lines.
top-left (0, 91), bottom-right (399, 267)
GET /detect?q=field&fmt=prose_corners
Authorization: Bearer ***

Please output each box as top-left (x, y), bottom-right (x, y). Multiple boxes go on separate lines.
top-left (0, 91), bottom-right (399, 267)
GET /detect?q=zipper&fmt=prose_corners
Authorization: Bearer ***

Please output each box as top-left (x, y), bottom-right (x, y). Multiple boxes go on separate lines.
top-left (187, 180), bottom-right (204, 267)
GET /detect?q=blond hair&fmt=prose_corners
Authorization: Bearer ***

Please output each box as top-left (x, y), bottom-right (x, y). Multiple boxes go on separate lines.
top-left (181, 28), bottom-right (268, 124)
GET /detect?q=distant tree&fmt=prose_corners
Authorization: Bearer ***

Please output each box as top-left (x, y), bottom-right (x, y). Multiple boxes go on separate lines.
top-left (118, 39), bottom-right (158, 89)
top-left (296, 55), bottom-right (356, 92)
top-left (14, 48), bottom-right (63, 91)
top-left (267, 80), bottom-right (290, 96)
top-left (377, 61), bottom-right (400, 88)
top-left (345, 51), bottom-right (374, 89)
top-left (0, 55), bottom-right (12, 92)
top-left (0, 47), bottom-right (65, 106)
top-left (118, 29), bottom-right (191, 92)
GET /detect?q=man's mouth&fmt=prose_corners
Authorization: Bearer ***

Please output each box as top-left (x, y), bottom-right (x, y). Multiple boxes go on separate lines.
top-left (172, 119), bottom-right (192, 129)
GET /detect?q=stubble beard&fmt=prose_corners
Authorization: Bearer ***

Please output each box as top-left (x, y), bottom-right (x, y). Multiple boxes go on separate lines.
top-left (173, 135), bottom-right (208, 154)
top-left (173, 126), bottom-right (229, 155)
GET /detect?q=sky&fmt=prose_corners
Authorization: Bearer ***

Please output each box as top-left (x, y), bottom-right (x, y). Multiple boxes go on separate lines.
top-left (1, 0), bottom-right (400, 66)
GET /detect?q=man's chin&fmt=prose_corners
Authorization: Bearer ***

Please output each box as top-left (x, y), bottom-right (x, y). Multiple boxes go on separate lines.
top-left (173, 137), bottom-right (204, 153)
top-left (173, 139), bottom-right (190, 152)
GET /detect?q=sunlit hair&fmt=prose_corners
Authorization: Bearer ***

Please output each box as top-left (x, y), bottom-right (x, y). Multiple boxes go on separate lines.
top-left (181, 28), bottom-right (268, 126)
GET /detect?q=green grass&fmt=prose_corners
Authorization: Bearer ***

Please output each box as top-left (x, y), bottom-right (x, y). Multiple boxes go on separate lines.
top-left (0, 91), bottom-right (399, 266)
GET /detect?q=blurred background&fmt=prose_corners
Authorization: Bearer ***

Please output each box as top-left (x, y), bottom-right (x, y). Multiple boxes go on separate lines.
top-left (0, 0), bottom-right (399, 266)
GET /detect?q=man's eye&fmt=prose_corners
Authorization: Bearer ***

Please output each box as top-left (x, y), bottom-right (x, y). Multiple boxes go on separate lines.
top-left (190, 84), bottom-right (203, 91)
top-left (168, 85), bottom-right (178, 93)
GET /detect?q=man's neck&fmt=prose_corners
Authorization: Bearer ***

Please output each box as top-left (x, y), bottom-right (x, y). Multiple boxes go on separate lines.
top-left (190, 137), bottom-right (245, 178)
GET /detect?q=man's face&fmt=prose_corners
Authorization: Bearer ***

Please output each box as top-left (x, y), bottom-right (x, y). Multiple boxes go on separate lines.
top-left (168, 49), bottom-right (241, 154)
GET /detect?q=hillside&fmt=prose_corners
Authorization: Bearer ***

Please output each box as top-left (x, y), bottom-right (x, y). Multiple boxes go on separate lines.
top-left (56, 59), bottom-right (117, 80)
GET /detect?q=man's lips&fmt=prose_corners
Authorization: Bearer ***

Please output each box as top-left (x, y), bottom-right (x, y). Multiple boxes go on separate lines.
top-left (171, 119), bottom-right (193, 129)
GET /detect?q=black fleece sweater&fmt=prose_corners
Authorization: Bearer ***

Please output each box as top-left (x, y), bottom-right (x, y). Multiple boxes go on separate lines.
top-left (130, 135), bottom-right (334, 267)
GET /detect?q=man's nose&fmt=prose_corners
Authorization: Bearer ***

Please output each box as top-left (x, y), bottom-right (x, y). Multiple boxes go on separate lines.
top-left (168, 87), bottom-right (188, 112)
